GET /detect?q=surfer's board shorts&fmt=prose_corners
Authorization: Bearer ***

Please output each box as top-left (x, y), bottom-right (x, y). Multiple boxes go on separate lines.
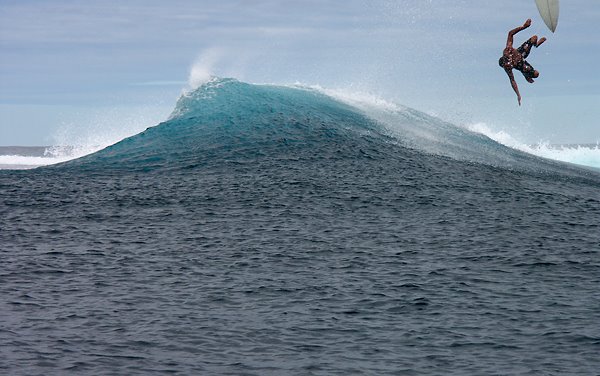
top-left (516, 40), bottom-right (537, 80)
top-left (517, 60), bottom-right (536, 80)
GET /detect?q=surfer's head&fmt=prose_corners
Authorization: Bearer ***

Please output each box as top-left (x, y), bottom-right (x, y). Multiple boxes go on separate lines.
top-left (498, 56), bottom-right (507, 67)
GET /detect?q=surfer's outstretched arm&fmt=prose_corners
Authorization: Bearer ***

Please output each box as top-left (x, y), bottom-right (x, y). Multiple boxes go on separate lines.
top-left (505, 69), bottom-right (521, 105)
top-left (506, 19), bottom-right (532, 48)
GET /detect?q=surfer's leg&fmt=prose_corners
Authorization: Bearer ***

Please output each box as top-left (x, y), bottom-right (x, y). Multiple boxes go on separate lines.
top-left (518, 36), bottom-right (537, 59)
top-left (521, 61), bottom-right (538, 83)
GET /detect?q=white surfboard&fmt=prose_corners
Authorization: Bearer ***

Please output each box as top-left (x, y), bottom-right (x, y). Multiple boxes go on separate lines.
top-left (535, 0), bottom-right (559, 32)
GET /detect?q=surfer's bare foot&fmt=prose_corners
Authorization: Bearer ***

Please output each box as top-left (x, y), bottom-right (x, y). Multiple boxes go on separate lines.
top-left (536, 37), bottom-right (547, 47)
top-left (529, 35), bottom-right (538, 45)
top-left (523, 19), bottom-right (532, 28)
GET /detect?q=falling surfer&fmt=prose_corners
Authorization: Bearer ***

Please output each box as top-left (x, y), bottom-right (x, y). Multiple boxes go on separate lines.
top-left (498, 19), bottom-right (546, 105)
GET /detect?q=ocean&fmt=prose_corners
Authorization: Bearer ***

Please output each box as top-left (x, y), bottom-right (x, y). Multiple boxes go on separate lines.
top-left (1, 78), bottom-right (599, 375)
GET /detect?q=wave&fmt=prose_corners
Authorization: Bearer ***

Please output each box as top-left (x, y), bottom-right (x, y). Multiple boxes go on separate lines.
top-left (13, 77), bottom-right (595, 178)
top-left (55, 78), bottom-right (393, 170)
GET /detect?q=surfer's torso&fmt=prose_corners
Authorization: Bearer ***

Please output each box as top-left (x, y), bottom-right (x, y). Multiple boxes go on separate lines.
top-left (502, 47), bottom-right (524, 71)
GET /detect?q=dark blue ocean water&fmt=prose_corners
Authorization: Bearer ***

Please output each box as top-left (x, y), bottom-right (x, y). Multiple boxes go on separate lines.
top-left (2, 79), bottom-right (600, 375)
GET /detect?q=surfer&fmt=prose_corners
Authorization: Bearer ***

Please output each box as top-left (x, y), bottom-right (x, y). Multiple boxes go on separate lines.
top-left (498, 19), bottom-right (546, 105)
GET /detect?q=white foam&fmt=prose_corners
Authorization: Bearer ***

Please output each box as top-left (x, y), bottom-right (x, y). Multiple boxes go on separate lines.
top-left (468, 123), bottom-right (600, 169)
top-left (0, 154), bottom-right (73, 169)
top-left (296, 84), bottom-right (404, 113)
top-left (0, 144), bottom-right (109, 170)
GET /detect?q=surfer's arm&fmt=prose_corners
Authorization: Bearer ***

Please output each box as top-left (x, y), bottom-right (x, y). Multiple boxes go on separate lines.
top-left (506, 19), bottom-right (532, 47)
top-left (505, 69), bottom-right (521, 106)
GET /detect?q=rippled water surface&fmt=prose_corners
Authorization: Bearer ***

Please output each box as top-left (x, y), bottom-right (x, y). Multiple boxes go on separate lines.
top-left (3, 154), bottom-right (600, 375)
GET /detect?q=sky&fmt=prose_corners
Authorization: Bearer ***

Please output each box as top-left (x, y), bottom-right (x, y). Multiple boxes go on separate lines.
top-left (0, 0), bottom-right (598, 146)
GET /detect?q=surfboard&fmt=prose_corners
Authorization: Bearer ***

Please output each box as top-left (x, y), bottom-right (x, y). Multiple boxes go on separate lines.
top-left (535, 0), bottom-right (559, 32)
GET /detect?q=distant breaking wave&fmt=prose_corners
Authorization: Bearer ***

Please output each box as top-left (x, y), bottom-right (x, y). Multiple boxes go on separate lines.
top-left (468, 123), bottom-right (600, 169)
